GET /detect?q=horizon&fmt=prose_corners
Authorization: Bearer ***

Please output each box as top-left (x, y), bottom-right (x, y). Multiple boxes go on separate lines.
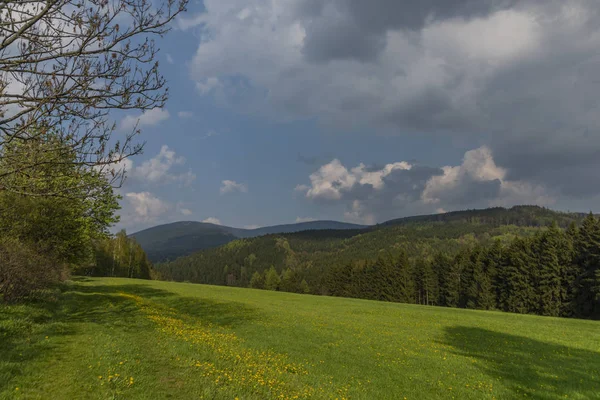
top-left (127, 204), bottom-right (599, 234)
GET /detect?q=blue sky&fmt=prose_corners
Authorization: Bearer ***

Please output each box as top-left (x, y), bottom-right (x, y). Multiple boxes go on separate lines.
top-left (115, 0), bottom-right (600, 233)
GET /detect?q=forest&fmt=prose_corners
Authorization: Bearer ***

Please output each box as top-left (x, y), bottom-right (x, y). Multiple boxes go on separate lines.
top-left (155, 207), bottom-right (600, 319)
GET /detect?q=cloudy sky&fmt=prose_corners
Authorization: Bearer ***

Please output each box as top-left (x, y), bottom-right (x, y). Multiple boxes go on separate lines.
top-left (116, 0), bottom-right (600, 232)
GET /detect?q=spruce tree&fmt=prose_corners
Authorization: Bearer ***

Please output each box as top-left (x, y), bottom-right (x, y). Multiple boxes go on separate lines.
top-left (574, 213), bottom-right (600, 317)
top-left (537, 224), bottom-right (564, 316)
top-left (502, 237), bottom-right (536, 314)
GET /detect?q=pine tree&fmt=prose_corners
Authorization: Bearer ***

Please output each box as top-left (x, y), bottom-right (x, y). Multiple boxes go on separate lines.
top-left (537, 223), bottom-right (564, 316)
top-left (501, 237), bottom-right (536, 314)
top-left (562, 222), bottom-right (581, 316)
top-left (432, 252), bottom-right (452, 306)
top-left (573, 213), bottom-right (600, 317)
top-left (442, 252), bottom-right (465, 308)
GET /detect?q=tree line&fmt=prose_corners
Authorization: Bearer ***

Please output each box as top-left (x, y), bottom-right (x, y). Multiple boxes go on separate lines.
top-left (156, 214), bottom-right (600, 319)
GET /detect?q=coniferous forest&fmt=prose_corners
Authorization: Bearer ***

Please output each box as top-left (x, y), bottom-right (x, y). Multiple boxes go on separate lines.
top-left (155, 208), bottom-right (600, 320)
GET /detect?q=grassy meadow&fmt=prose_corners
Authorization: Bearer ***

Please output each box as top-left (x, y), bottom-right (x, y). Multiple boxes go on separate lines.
top-left (1, 277), bottom-right (599, 400)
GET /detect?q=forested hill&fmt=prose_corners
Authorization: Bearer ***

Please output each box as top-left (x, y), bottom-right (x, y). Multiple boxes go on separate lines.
top-left (380, 205), bottom-right (584, 228)
top-left (131, 220), bottom-right (366, 262)
top-left (155, 206), bottom-right (600, 319)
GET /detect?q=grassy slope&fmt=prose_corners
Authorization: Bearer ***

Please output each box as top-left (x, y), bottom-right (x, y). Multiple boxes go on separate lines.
top-left (1, 278), bottom-right (599, 400)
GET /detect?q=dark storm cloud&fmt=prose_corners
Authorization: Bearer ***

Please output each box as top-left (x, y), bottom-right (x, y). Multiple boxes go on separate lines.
top-left (301, 0), bottom-right (519, 63)
top-left (191, 0), bottom-right (600, 212)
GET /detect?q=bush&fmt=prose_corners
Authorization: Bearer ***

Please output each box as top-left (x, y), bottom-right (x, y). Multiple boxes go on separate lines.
top-left (0, 238), bottom-right (67, 303)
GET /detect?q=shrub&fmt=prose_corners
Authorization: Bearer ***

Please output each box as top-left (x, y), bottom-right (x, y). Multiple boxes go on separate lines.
top-left (0, 238), bottom-right (66, 303)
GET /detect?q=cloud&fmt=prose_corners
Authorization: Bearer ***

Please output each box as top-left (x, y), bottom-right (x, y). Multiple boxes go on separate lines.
top-left (422, 147), bottom-right (552, 208)
top-left (297, 147), bottom-right (553, 224)
top-left (121, 108), bottom-right (170, 131)
top-left (129, 145), bottom-right (196, 186)
top-left (202, 217), bottom-right (222, 225)
top-left (178, 111), bottom-right (193, 118)
top-left (295, 216), bottom-right (316, 223)
top-left (302, 159), bottom-right (411, 202)
top-left (220, 180), bottom-right (248, 195)
top-left (202, 130), bottom-right (220, 139)
top-left (166, 53), bottom-right (174, 64)
top-left (189, 0), bottom-right (600, 200)
top-left (180, 208), bottom-right (193, 216)
top-left (244, 224), bottom-right (262, 229)
top-left (124, 192), bottom-right (170, 223)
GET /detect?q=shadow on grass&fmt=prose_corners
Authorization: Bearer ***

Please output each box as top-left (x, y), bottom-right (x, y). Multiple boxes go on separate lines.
top-left (442, 326), bottom-right (600, 399)
top-left (0, 280), bottom-right (261, 392)
top-left (71, 281), bottom-right (262, 328)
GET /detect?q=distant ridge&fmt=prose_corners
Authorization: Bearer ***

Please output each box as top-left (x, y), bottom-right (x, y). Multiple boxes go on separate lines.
top-left (131, 220), bottom-right (367, 262)
top-left (379, 205), bottom-right (584, 228)
top-left (132, 205), bottom-right (592, 263)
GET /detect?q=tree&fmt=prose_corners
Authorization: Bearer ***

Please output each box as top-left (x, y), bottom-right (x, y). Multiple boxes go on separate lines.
top-left (500, 237), bottom-right (537, 314)
top-left (0, 133), bottom-right (119, 262)
top-left (573, 213), bottom-right (600, 317)
top-left (0, 0), bottom-right (187, 195)
top-left (279, 268), bottom-right (298, 293)
top-left (249, 271), bottom-right (264, 289)
top-left (299, 279), bottom-right (310, 294)
top-left (0, 132), bottom-right (120, 300)
top-left (442, 251), bottom-right (465, 308)
top-left (264, 266), bottom-right (281, 291)
top-left (537, 223), bottom-right (565, 316)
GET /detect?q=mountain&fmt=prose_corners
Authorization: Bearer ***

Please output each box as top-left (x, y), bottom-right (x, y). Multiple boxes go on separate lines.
top-left (154, 205), bottom-right (591, 289)
top-left (379, 205), bottom-right (584, 228)
top-left (131, 220), bottom-right (367, 262)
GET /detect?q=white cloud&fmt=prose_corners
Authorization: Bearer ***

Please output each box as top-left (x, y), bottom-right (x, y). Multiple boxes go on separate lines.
top-left (202, 217), bottom-right (222, 225)
top-left (180, 208), bottom-right (193, 216)
top-left (243, 224), bottom-right (262, 229)
top-left (178, 111), bottom-right (193, 118)
top-left (130, 145), bottom-right (196, 186)
top-left (220, 180), bottom-right (248, 195)
top-left (166, 53), bottom-right (174, 64)
top-left (299, 159), bottom-right (411, 202)
top-left (295, 216), bottom-right (316, 223)
top-left (120, 108), bottom-right (170, 132)
top-left (422, 146), bottom-right (553, 207)
top-left (297, 147), bottom-right (553, 224)
top-left (125, 192), bottom-right (170, 222)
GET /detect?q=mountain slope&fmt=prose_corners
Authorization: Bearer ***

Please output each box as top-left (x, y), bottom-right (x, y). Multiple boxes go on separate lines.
top-left (154, 205), bottom-right (591, 289)
top-left (131, 220), bottom-right (367, 262)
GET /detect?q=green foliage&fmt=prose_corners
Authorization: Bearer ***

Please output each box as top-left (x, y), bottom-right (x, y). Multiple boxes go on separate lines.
top-left (264, 266), bottom-right (281, 291)
top-left (299, 279), bottom-right (310, 294)
top-left (0, 132), bottom-right (120, 301)
top-left (76, 230), bottom-right (152, 279)
top-left (249, 271), bottom-right (264, 289)
top-left (154, 207), bottom-right (600, 319)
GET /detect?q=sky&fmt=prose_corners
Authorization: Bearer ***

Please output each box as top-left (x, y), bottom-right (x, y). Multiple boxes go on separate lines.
top-left (115, 0), bottom-right (600, 233)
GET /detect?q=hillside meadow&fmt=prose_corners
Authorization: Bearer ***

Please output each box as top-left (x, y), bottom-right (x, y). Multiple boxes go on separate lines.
top-left (1, 277), bottom-right (599, 399)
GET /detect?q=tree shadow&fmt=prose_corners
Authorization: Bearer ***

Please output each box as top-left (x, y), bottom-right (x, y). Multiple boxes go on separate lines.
top-left (0, 280), bottom-right (261, 392)
top-left (442, 326), bottom-right (600, 399)
top-left (71, 281), bottom-right (262, 328)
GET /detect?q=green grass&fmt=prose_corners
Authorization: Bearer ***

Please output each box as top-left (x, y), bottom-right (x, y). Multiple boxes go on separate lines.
top-left (1, 278), bottom-right (599, 399)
